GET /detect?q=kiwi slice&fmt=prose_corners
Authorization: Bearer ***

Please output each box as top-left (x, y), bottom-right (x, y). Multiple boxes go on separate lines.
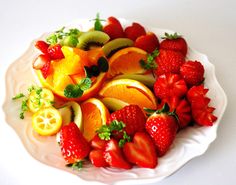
top-left (77, 31), bottom-right (110, 50)
top-left (102, 38), bottom-right (134, 57)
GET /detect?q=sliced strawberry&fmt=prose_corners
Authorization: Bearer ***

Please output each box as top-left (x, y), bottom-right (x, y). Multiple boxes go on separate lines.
top-left (124, 22), bottom-right (146, 41)
top-left (90, 134), bottom-right (107, 150)
top-left (32, 54), bottom-right (50, 70)
top-left (103, 16), bottom-right (124, 40)
top-left (89, 149), bottom-right (109, 167)
top-left (123, 132), bottom-right (158, 168)
top-left (153, 73), bottom-right (188, 99)
top-left (60, 122), bottom-right (90, 164)
top-left (36, 54), bottom-right (51, 79)
top-left (180, 61), bottom-right (205, 86)
top-left (103, 139), bottom-right (132, 169)
top-left (35, 40), bottom-right (49, 54)
top-left (161, 97), bottom-right (192, 129)
top-left (187, 85), bottom-right (209, 103)
top-left (47, 44), bottom-right (64, 60)
top-left (134, 32), bottom-right (160, 53)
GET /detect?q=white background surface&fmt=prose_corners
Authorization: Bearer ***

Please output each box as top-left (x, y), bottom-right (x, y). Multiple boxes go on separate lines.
top-left (0, 0), bottom-right (235, 185)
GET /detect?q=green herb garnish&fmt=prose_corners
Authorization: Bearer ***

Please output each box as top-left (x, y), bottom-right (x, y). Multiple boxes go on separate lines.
top-left (97, 120), bottom-right (131, 147)
top-left (93, 13), bottom-right (105, 31)
top-left (46, 27), bottom-right (80, 45)
top-left (140, 49), bottom-right (159, 70)
top-left (64, 77), bottom-right (92, 98)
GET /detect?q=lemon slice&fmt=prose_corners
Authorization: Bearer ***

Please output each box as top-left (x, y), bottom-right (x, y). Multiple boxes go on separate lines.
top-left (27, 88), bottom-right (54, 113)
top-left (32, 107), bottom-right (62, 136)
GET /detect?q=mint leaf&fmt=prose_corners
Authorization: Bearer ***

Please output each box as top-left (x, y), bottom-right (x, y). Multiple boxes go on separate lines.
top-left (64, 84), bottom-right (83, 98)
top-left (94, 13), bottom-right (103, 31)
top-left (79, 77), bottom-right (92, 91)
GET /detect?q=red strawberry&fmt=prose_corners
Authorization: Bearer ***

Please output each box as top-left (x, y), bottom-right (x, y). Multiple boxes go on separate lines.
top-left (35, 40), bottom-right (49, 54)
top-left (89, 149), bottom-right (108, 167)
top-left (187, 85), bottom-right (209, 102)
top-left (37, 54), bottom-right (51, 79)
top-left (123, 132), bottom-right (158, 168)
top-left (90, 134), bottom-right (107, 150)
top-left (180, 61), bottom-right (205, 86)
top-left (160, 32), bottom-right (188, 57)
top-left (161, 97), bottom-right (192, 129)
top-left (32, 54), bottom-right (50, 70)
top-left (60, 122), bottom-right (90, 164)
top-left (155, 49), bottom-right (185, 76)
top-left (124, 22), bottom-right (146, 41)
top-left (103, 16), bottom-right (124, 40)
top-left (145, 103), bottom-right (178, 156)
top-left (104, 139), bottom-right (132, 169)
top-left (187, 85), bottom-right (217, 126)
top-left (47, 44), bottom-right (64, 60)
top-left (108, 104), bottom-right (146, 137)
top-left (134, 32), bottom-right (160, 53)
top-left (191, 96), bottom-right (217, 126)
top-left (153, 73), bottom-right (188, 99)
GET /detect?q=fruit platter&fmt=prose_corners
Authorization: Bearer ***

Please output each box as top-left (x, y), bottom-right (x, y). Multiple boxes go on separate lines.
top-left (3, 15), bottom-right (227, 184)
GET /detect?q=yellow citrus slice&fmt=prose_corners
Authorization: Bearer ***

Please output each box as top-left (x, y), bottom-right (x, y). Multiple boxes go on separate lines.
top-left (98, 79), bottom-right (157, 110)
top-left (32, 107), bottom-right (62, 136)
top-left (27, 88), bottom-right (54, 113)
top-left (108, 47), bottom-right (147, 78)
top-left (80, 98), bottom-right (110, 141)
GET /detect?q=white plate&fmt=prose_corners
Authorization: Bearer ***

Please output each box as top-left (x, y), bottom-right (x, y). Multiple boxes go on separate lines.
top-left (3, 19), bottom-right (227, 185)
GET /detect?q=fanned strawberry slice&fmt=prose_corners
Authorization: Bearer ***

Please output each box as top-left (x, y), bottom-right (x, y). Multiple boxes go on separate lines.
top-left (154, 73), bottom-right (188, 99)
top-left (35, 40), bottom-right (49, 54)
top-left (89, 149), bottom-right (109, 167)
top-left (123, 132), bottom-right (158, 168)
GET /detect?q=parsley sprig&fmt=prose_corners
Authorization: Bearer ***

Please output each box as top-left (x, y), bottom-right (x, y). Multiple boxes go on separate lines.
top-left (140, 49), bottom-right (159, 70)
top-left (97, 120), bottom-right (131, 147)
top-left (12, 85), bottom-right (47, 119)
top-left (46, 27), bottom-right (80, 46)
top-left (91, 13), bottom-right (105, 31)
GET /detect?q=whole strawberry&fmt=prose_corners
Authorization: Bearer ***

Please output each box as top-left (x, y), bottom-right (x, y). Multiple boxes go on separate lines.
top-left (108, 104), bottom-right (146, 137)
top-left (160, 32), bottom-right (188, 57)
top-left (180, 60), bottom-right (205, 86)
top-left (145, 103), bottom-right (178, 156)
top-left (154, 49), bottom-right (185, 76)
top-left (60, 122), bottom-right (90, 165)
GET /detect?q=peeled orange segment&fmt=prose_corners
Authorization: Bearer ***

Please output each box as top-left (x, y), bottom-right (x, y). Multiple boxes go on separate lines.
top-left (99, 79), bottom-right (157, 110)
top-left (27, 88), bottom-right (54, 113)
top-left (80, 98), bottom-right (110, 141)
top-left (32, 107), bottom-right (62, 136)
top-left (87, 47), bottom-right (105, 65)
top-left (108, 47), bottom-right (147, 78)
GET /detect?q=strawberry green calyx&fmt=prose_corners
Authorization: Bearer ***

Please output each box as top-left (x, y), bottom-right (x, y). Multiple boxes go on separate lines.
top-left (66, 161), bottom-right (83, 170)
top-left (162, 32), bottom-right (182, 40)
top-left (144, 103), bottom-right (179, 122)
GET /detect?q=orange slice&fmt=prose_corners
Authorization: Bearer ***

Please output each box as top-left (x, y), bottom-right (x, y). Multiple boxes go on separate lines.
top-left (35, 46), bottom-right (107, 101)
top-left (108, 47), bottom-right (147, 78)
top-left (80, 98), bottom-right (110, 141)
top-left (99, 79), bottom-right (157, 110)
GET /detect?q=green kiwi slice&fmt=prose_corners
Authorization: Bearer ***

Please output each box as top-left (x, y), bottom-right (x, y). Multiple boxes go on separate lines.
top-left (76, 31), bottom-right (110, 50)
top-left (102, 38), bottom-right (134, 57)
